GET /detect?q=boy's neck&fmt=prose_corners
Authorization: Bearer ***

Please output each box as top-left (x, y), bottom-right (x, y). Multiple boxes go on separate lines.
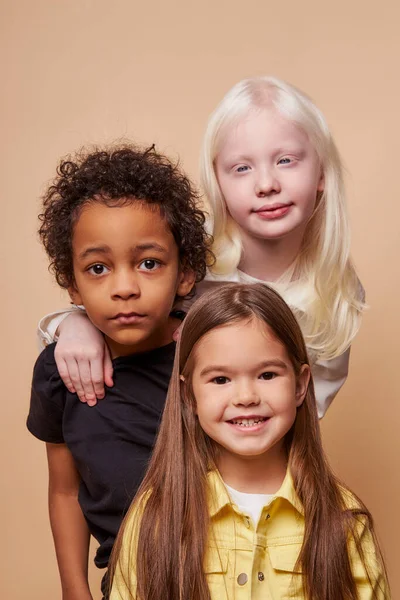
top-left (238, 227), bottom-right (305, 282)
top-left (105, 315), bottom-right (180, 359)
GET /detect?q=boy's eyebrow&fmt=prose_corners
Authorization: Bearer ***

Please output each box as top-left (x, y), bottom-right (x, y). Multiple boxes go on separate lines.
top-left (133, 242), bottom-right (168, 254)
top-left (77, 242), bottom-right (168, 261)
top-left (199, 359), bottom-right (288, 377)
top-left (78, 245), bottom-right (111, 260)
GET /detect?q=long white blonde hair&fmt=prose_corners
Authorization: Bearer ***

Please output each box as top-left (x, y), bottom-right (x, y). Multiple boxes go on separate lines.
top-left (200, 76), bottom-right (364, 360)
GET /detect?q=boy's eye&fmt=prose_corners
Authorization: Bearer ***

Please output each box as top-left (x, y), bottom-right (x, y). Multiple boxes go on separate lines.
top-left (88, 264), bottom-right (109, 276)
top-left (139, 259), bottom-right (161, 271)
top-left (212, 376), bottom-right (230, 385)
top-left (259, 372), bottom-right (276, 380)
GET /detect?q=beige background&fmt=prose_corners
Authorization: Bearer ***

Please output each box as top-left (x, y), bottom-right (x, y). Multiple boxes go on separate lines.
top-left (2, 1), bottom-right (399, 597)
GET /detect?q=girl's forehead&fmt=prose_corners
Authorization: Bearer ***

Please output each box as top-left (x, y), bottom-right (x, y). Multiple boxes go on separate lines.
top-left (216, 107), bottom-right (311, 158)
top-left (193, 318), bottom-right (289, 361)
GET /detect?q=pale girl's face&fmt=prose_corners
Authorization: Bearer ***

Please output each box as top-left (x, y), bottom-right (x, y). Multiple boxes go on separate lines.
top-left (191, 318), bottom-right (310, 464)
top-left (215, 107), bottom-right (324, 243)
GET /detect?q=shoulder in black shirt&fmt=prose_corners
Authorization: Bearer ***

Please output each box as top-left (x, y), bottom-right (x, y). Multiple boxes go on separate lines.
top-left (27, 341), bottom-right (175, 568)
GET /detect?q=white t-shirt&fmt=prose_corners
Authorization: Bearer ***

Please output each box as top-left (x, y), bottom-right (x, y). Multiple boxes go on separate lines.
top-left (225, 482), bottom-right (275, 527)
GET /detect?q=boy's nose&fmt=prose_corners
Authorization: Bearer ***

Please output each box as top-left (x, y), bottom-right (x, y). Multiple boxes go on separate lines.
top-left (111, 271), bottom-right (140, 300)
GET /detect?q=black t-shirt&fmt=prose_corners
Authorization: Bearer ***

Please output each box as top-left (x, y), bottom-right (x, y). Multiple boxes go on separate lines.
top-left (27, 341), bottom-right (175, 568)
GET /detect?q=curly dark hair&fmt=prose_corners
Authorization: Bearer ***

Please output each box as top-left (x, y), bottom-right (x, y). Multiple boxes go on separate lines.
top-left (38, 143), bottom-right (213, 289)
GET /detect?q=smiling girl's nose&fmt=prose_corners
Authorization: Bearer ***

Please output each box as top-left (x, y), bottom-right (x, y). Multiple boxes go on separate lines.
top-left (232, 381), bottom-right (261, 407)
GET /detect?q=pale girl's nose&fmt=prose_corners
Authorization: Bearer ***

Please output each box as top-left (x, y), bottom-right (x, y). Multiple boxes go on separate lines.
top-left (255, 168), bottom-right (281, 196)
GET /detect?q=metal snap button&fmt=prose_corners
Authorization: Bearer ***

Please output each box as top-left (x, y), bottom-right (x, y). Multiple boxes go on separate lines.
top-left (237, 573), bottom-right (248, 586)
top-left (266, 513), bottom-right (270, 520)
top-left (258, 572), bottom-right (265, 581)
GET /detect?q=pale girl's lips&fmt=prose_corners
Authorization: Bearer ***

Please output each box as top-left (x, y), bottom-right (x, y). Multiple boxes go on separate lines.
top-left (254, 203), bottom-right (293, 220)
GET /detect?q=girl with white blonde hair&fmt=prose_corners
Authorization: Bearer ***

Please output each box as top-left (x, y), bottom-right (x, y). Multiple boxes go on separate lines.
top-left (37, 76), bottom-right (364, 417)
top-left (199, 76), bottom-right (365, 415)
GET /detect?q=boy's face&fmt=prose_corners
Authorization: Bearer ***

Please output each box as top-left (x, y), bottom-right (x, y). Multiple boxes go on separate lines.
top-left (69, 201), bottom-right (194, 358)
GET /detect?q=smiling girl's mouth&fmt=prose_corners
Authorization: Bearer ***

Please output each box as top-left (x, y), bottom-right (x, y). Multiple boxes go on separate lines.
top-left (227, 417), bottom-right (269, 428)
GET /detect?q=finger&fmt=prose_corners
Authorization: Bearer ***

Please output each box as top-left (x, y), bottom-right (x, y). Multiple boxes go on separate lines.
top-left (103, 346), bottom-right (114, 388)
top-left (90, 357), bottom-right (105, 400)
top-left (77, 360), bottom-right (98, 406)
top-left (67, 359), bottom-right (89, 403)
top-left (56, 357), bottom-right (76, 394)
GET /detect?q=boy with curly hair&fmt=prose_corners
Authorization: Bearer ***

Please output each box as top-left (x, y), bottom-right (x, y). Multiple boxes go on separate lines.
top-left (27, 144), bottom-right (212, 600)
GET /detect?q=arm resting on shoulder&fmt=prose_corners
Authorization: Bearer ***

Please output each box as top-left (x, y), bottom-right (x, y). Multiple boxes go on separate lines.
top-left (46, 442), bottom-right (93, 600)
top-left (37, 307), bottom-right (85, 351)
top-left (37, 309), bottom-right (113, 403)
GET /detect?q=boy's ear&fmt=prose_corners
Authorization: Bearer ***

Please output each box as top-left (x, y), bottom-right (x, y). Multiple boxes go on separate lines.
top-left (295, 364), bottom-right (311, 408)
top-left (176, 269), bottom-right (196, 298)
top-left (68, 283), bottom-right (83, 306)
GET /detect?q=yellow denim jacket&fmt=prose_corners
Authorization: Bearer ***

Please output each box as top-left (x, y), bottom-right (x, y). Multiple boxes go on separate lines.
top-left (111, 471), bottom-right (389, 600)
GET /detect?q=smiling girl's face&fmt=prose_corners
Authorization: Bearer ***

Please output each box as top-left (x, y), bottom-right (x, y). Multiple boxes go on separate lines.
top-left (191, 317), bottom-right (310, 470)
top-left (215, 107), bottom-right (324, 246)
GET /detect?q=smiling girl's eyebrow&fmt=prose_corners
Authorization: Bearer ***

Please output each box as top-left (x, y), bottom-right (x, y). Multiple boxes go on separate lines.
top-left (199, 359), bottom-right (288, 377)
top-left (77, 242), bottom-right (168, 261)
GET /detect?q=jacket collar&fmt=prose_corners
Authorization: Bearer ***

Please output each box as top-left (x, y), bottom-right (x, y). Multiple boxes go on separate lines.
top-left (207, 468), bottom-right (304, 518)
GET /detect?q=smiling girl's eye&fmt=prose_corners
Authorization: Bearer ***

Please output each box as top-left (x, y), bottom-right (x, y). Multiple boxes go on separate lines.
top-left (88, 264), bottom-right (109, 276)
top-left (139, 259), bottom-right (161, 271)
top-left (236, 165), bottom-right (250, 173)
top-left (278, 157), bottom-right (292, 165)
top-left (212, 376), bottom-right (230, 385)
top-left (259, 372), bottom-right (276, 380)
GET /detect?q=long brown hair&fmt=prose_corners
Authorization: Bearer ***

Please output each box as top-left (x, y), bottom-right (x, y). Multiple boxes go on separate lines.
top-left (110, 283), bottom-right (388, 600)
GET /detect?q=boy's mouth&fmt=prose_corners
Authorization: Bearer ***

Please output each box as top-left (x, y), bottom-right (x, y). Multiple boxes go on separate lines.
top-left (111, 312), bottom-right (146, 325)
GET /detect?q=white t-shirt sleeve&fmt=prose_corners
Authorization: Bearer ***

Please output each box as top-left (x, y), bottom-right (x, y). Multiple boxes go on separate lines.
top-left (36, 306), bottom-right (86, 352)
top-left (312, 347), bottom-right (351, 419)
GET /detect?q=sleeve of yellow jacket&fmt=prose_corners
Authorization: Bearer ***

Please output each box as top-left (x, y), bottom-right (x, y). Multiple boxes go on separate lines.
top-left (109, 506), bottom-right (140, 600)
top-left (349, 513), bottom-right (390, 599)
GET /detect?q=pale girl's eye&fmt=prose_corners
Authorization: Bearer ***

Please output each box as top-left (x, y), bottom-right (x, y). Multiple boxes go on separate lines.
top-left (236, 165), bottom-right (250, 173)
top-left (212, 376), bottom-right (230, 385)
top-left (139, 259), bottom-right (161, 271)
top-left (88, 264), bottom-right (110, 276)
top-left (278, 157), bottom-right (292, 165)
top-left (259, 372), bottom-right (276, 381)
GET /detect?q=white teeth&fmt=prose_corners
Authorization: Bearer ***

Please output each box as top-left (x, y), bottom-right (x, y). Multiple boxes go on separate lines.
top-left (231, 418), bottom-right (265, 427)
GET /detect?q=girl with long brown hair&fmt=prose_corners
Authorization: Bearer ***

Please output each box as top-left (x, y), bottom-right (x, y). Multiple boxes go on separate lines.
top-left (109, 283), bottom-right (389, 600)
